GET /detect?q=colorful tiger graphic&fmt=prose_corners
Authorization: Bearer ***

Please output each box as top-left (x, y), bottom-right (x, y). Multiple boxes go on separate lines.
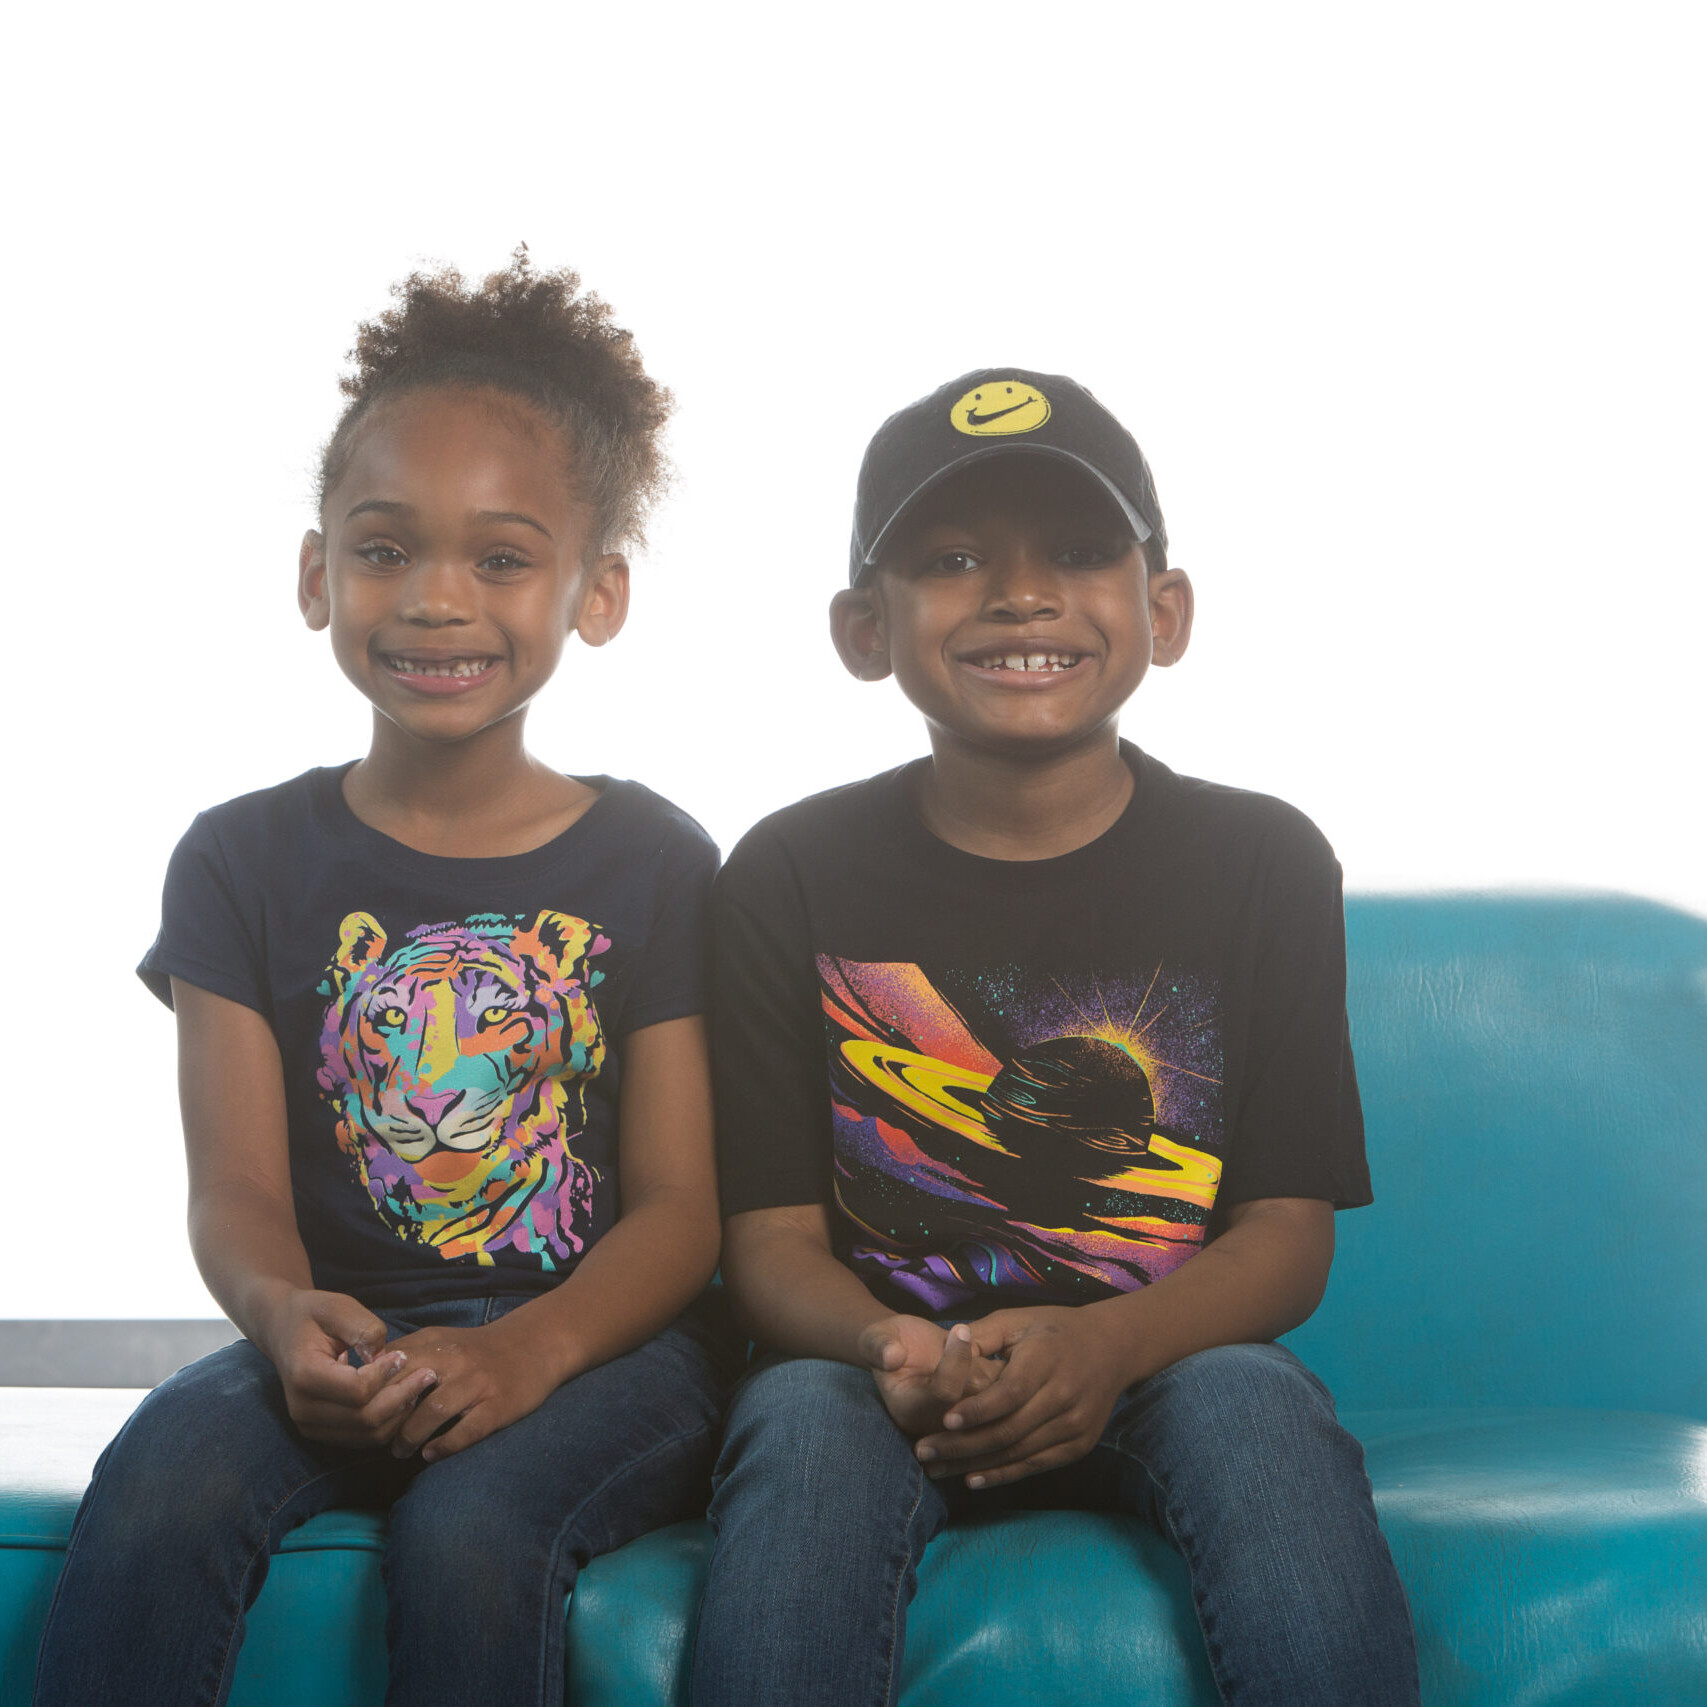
top-left (316, 910), bottom-right (609, 1266)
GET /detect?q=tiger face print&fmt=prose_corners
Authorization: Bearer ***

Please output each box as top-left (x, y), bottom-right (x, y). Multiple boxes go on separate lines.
top-left (315, 910), bottom-right (609, 1266)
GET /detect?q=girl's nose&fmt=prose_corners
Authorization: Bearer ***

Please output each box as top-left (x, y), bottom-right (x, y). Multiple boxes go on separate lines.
top-left (400, 558), bottom-right (474, 624)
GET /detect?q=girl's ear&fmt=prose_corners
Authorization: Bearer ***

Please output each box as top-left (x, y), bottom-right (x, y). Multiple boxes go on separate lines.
top-left (299, 531), bottom-right (330, 630)
top-left (830, 587), bottom-right (891, 681)
top-left (573, 555), bottom-right (631, 648)
top-left (1148, 568), bottom-right (1194, 667)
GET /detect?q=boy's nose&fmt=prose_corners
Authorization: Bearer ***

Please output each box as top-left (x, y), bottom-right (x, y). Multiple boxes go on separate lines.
top-left (982, 552), bottom-right (1063, 619)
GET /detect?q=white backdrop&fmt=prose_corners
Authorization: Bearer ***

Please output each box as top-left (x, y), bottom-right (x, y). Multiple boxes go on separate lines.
top-left (4, 2), bottom-right (1702, 1317)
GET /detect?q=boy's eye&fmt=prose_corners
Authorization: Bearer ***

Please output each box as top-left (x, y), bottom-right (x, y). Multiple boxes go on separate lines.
top-left (1056, 542), bottom-right (1117, 568)
top-left (357, 543), bottom-right (408, 569)
top-left (923, 550), bottom-right (981, 577)
top-left (480, 550), bottom-right (531, 574)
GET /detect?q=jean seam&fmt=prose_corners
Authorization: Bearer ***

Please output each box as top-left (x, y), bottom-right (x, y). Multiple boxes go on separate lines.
top-left (213, 1458), bottom-right (372, 1707)
top-left (529, 1415), bottom-right (715, 1707)
top-left (1112, 1432), bottom-right (1234, 1707)
top-left (877, 1464), bottom-right (928, 1707)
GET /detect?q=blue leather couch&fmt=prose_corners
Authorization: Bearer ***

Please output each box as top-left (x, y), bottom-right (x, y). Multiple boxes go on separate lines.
top-left (4, 894), bottom-right (1704, 1705)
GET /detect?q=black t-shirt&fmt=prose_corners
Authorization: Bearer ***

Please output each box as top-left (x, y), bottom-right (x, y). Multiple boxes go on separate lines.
top-left (713, 745), bottom-right (1368, 1318)
top-left (139, 766), bottom-right (716, 1310)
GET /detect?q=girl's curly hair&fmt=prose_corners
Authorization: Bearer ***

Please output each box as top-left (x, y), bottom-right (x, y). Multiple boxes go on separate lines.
top-left (319, 248), bottom-right (672, 553)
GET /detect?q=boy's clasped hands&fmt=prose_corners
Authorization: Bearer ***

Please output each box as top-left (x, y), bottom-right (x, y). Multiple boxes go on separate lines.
top-left (860, 1308), bottom-right (1131, 1490)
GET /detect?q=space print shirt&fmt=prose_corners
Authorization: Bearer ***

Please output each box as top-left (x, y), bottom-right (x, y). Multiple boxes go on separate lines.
top-left (139, 766), bottom-right (716, 1310)
top-left (713, 745), bottom-right (1369, 1317)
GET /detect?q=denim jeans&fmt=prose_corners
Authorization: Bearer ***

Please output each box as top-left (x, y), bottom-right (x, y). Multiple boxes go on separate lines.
top-left (690, 1341), bottom-right (1419, 1707)
top-left (34, 1292), bottom-right (738, 1707)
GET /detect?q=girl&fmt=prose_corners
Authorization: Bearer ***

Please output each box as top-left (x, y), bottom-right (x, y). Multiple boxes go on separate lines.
top-left (34, 253), bottom-right (736, 1706)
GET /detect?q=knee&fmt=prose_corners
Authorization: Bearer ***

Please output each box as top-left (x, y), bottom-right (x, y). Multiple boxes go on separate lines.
top-left (1126, 1344), bottom-right (1364, 1491)
top-left (73, 1372), bottom-right (272, 1560)
top-left (1152, 1343), bottom-right (1335, 1427)
top-left (711, 1358), bottom-right (915, 1523)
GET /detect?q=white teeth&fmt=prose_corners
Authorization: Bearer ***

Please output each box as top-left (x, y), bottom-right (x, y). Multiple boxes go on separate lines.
top-left (388, 657), bottom-right (492, 679)
top-left (981, 652), bottom-right (1079, 672)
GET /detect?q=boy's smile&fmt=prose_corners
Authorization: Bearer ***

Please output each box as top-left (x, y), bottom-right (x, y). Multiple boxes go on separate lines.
top-left (832, 458), bottom-right (1192, 763)
top-left (298, 387), bottom-right (627, 749)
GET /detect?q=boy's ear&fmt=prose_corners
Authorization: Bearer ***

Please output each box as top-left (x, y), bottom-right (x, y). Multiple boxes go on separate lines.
top-left (1149, 568), bottom-right (1194, 668)
top-left (299, 530), bottom-right (330, 630)
top-left (573, 555), bottom-right (630, 648)
top-left (830, 586), bottom-right (891, 682)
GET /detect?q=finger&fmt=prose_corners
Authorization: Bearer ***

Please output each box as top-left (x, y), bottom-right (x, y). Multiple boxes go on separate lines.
top-left (959, 1437), bottom-right (1085, 1489)
top-left (419, 1402), bottom-right (500, 1464)
top-left (855, 1322), bottom-right (906, 1373)
top-left (940, 1355), bottom-right (1048, 1432)
top-left (926, 1407), bottom-right (1085, 1475)
top-left (928, 1325), bottom-right (975, 1402)
top-left (918, 1386), bottom-right (1062, 1464)
top-left (963, 1355), bottom-right (1004, 1397)
top-left (392, 1379), bottom-right (471, 1458)
top-left (311, 1295), bottom-right (390, 1364)
top-left (294, 1347), bottom-right (407, 1407)
top-left (965, 1311), bottom-right (1024, 1358)
top-left (362, 1366), bottom-right (439, 1434)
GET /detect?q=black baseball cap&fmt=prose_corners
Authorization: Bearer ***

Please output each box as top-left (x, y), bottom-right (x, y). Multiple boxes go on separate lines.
top-left (848, 367), bottom-right (1168, 585)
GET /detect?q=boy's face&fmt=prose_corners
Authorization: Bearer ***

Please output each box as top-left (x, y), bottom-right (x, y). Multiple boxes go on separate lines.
top-left (297, 387), bottom-right (627, 749)
top-left (832, 458), bottom-right (1192, 760)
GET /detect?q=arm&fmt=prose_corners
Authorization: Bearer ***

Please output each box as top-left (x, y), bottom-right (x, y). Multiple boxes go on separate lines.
top-left (915, 1197), bottom-right (1333, 1486)
top-left (174, 979), bottom-right (438, 1443)
top-left (723, 1202), bottom-right (999, 1437)
top-left (388, 1014), bottom-right (723, 1462)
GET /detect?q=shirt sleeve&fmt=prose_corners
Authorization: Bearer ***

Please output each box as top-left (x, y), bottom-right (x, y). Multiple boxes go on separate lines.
top-left (615, 814), bottom-right (720, 1035)
top-left (712, 824), bottom-right (836, 1216)
top-left (1216, 814), bottom-right (1371, 1210)
top-left (135, 811), bottom-right (272, 1017)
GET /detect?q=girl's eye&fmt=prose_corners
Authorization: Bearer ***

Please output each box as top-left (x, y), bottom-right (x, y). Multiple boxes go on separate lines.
top-left (357, 543), bottom-right (408, 569)
top-left (480, 551), bottom-right (531, 574)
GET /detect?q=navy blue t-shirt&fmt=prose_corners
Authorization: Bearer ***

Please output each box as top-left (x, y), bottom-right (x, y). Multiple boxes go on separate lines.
top-left (139, 766), bottom-right (716, 1310)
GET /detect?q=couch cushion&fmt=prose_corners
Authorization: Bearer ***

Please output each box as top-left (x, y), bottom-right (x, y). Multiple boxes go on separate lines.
top-left (1297, 896), bottom-right (1707, 1417)
top-left (8, 1401), bottom-right (1706, 1704)
top-left (1351, 1408), bottom-right (1707, 1706)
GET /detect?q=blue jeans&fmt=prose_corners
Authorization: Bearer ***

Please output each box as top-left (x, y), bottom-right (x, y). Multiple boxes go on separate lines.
top-left (690, 1341), bottom-right (1419, 1707)
top-left (34, 1293), bottom-right (738, 1707)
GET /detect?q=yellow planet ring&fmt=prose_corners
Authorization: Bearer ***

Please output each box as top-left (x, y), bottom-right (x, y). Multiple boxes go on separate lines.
top-left (839, 1041), bottom-right (1220, 1200)
top-left (840, 1041), bottom-right (1011, 1152)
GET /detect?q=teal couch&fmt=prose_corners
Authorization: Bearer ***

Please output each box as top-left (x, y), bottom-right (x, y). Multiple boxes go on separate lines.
top-left (4, 894), bottom-right (1705, 1705)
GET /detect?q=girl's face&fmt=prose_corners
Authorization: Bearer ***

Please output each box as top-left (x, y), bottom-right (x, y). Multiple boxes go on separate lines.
top-left (298, 386), bottom-right (627, 752)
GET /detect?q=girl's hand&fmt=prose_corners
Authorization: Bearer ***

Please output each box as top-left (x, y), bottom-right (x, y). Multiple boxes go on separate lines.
top-left (384, 1315), bottom-right (563, 1464)
top-left (269, 1288), bottom-right (439, 1449)
top-left (913, 1306), bottom-right (1126, 1488)
top-left (859, 1317), bottom-right (1003, 1439)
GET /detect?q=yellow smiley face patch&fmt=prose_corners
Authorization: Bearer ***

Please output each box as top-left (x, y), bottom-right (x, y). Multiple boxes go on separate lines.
top-left (951, 381), bottom-right (1052, 436)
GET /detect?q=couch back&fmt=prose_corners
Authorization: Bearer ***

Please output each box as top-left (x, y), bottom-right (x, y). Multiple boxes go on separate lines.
top-left (1285, 893), bottom-right (1707, 1418)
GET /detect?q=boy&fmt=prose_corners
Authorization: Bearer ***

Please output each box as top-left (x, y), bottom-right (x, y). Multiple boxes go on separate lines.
top-left (690, 370), bottom-right (1420, 1705)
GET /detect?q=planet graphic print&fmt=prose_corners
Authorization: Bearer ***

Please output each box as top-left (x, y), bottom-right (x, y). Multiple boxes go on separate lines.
top-left (818, 955), bottom-right (1225, 1313)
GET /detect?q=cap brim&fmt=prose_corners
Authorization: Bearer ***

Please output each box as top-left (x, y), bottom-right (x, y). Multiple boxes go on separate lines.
top-left (857, 444), bottom-right (1153, 583)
